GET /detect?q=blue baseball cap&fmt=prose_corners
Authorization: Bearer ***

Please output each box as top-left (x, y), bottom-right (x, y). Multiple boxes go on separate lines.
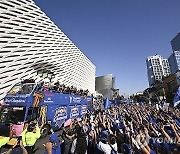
top-left (50, 133), bottom-right (59, 143)
top-left (100, 130), bottom-right (108, 141)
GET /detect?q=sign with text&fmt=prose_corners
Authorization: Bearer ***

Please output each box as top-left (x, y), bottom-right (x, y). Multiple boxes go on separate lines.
top-left (70, 106), bottom-right (79, 118)
top-left (53, 106), bottom-right (67, 127)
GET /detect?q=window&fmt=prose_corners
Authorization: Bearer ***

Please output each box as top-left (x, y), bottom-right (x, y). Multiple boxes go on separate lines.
top-left (0, 106), bottom-right (26, 124)
top-left (26, 107), bottom-right (39, 122)
top-left (8, 83), bottom-right (36, 95)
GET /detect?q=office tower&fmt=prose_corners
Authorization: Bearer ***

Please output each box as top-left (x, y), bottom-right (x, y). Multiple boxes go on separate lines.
top-left (146, 54), bottom-right (170, 87)
top-left (168, 51), bottom-right (180, 74)
top-left (171, 32), bottom-right (180, 51)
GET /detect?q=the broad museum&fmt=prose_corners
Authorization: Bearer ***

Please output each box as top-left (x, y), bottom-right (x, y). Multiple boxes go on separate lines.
top-left (0, 0), bottom-right (95, 100)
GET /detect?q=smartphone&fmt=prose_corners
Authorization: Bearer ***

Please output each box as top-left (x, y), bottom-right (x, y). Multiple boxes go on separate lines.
top-left (17, 136), bottom-right (22, 141)
top-left (17, 136), bottom-right (22, 144)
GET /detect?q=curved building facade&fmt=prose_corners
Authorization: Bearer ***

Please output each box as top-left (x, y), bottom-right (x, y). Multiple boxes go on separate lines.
top-left (95, 74), bottom-right (116, 99)
top-left (0, 0), bottom-right (95, 100)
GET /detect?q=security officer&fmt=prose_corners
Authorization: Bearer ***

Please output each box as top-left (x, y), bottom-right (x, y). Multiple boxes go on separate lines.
top-left (21, 122), bottom-right (41, 154)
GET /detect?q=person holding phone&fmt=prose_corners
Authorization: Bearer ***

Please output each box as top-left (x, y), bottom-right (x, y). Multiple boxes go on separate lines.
top-left (6, 139), bottom-right (28, 154)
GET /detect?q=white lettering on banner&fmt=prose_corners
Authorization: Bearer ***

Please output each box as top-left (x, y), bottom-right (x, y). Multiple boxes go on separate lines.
top-left (70, 97), bottom-right (72, 103)
top-left (7, 95), bottom-right (27, 98)
top-left (4, 98), bottom-right (25, 103)
top-left (44, 100), bottom-right (53, 103)
top-left (81, 105), bottom-right (87, 115)
top-left (44, 97), bottom-right (53, 103)
top-left (54, 107), bottom-right (67, 127)
top-left (70, 106), bottom-right (79, 118)
top-left (72, 97), bottom-right (81, 103)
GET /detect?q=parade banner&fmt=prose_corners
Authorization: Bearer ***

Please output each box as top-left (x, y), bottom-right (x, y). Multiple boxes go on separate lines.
top-left (53, 106), bottom-right (67, 127)
top-left (70, 106), bottom-right (79, 118)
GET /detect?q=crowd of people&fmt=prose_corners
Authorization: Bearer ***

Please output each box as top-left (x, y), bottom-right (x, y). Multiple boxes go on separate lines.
top-left (58, 101), bottom-right (180, 154)
top-left (38, 80), bottom-right (90, 97)
top-left (1, 100), bottom-right (180, 154)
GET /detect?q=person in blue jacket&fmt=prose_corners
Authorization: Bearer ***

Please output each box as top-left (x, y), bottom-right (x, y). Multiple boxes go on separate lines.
top-left (44, 132), bottom-right (61, 154)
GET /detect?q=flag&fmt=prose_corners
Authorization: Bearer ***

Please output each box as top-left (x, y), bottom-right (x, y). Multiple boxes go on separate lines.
top-left (173, 87), bottom-right (180, 107)
top-left (104, 97), bottom-right (111, 109)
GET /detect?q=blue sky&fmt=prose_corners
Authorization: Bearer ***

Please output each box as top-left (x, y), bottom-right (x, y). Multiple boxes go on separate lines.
top-left (35, 0), bottom-right (180, 95)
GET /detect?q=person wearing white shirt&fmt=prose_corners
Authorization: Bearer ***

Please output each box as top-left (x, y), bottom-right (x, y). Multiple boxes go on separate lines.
top-left (97, 132), bottom-right (118, 154)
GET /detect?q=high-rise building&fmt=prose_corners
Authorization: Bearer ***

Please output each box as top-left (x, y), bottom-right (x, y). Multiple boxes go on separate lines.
top-left (0, 0), bottom-right (95, 100)
top-left (146, 54), bottom-right (170, 87)
top-left (95, 74), bottom-right (117, 99)
top-left (171, 32), bottom-right (180, 51)
top-left (168, 51), bottom-right (180, 74)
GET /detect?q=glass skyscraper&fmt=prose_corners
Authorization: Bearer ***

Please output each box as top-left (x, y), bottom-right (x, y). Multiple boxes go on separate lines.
top-left (171, 32), bottom-right (180, 51)
top-left (168, 51), bottom-right (180, 74)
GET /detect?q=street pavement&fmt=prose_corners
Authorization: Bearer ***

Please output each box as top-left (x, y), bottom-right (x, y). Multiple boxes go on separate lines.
top-left (0, 130), bottom-right (63, 154)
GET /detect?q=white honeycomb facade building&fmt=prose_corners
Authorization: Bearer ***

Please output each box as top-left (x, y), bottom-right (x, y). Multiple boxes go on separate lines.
top-left (0, 0), bottom-right (95, 100)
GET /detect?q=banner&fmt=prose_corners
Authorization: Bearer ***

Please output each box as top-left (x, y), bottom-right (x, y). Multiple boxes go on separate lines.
top-left (70, 106), bottom-right (79, 118)
top-left (53, 106), bottom-right (67, 127)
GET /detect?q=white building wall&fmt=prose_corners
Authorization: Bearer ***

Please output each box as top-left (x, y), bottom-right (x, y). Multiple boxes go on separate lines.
top-left (0, 0), bottom-right (95, 100)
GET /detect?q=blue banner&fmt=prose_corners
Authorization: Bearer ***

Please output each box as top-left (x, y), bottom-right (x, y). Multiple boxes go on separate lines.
top-left (4, 94), bottom-right (33, 107)
top-left (53, 106), bottom-right (67, 127)
top-left (70, 106), bottom-right (79, 118)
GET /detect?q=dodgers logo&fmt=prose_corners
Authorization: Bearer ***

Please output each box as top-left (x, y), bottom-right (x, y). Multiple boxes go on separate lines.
top-left (81, 105), bottom-right (87, 115)
top-left (70, 106), bottom-right (79, 118)
top-left (53, 107), bottom-right (67, 127)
